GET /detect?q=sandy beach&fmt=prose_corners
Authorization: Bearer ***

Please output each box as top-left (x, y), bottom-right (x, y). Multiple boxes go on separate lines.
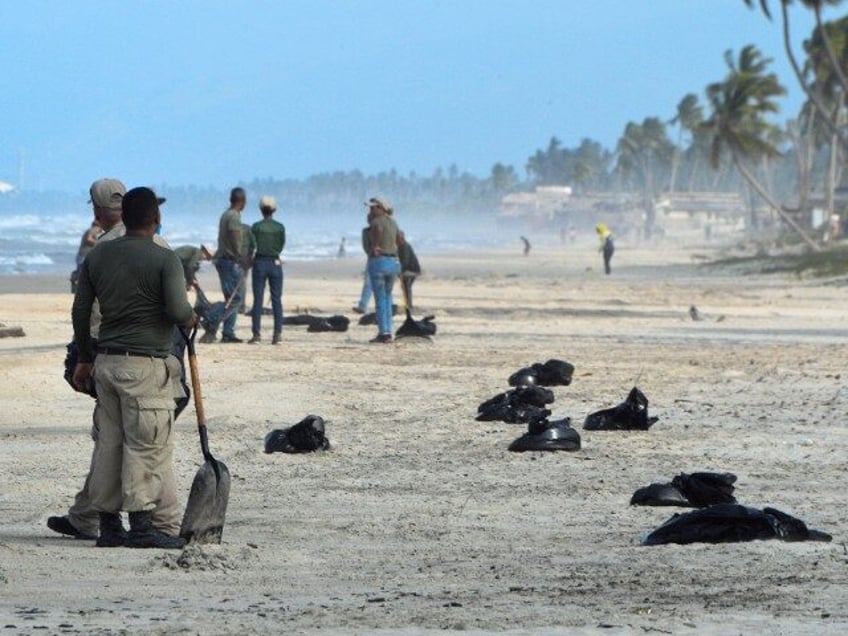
top-left (0, 243), bottom-right (846, 635)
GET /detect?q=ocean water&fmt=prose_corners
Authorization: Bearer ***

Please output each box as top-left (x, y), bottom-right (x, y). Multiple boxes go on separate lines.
top-left (0, 209), bottom-right (507, 275)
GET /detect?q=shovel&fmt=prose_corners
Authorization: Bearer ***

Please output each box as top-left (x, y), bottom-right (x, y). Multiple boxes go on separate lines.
top-left (179, 326), bottom-right (231, 543)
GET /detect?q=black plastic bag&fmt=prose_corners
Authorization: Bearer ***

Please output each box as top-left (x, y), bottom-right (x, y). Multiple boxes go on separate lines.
top-left (264, 415), bottom-right (331, 454)
top-left (508, 359), bottom-right (574, 387)
top-left (583, 387), bottom-right (658, 430)
top-left (631, 472), bottom-right (736, 507)
top-left (508, 417), bottom-right (581, 452)
top-left (643, 504), bottom-right (832, 545)
top-left (476, 386), bottom-right (555, 424)
top-left (306, 315), bottom-right (350, 333)
top-left (395, 312), bottom-right (437, 339)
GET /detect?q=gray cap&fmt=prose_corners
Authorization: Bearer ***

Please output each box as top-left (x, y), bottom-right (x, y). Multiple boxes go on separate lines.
top-left (89, 178), bottom-right (127, 210)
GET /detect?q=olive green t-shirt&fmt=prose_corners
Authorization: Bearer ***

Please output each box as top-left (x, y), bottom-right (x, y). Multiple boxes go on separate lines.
top-left (369, 214), bottom-right (399, 256)
top-left (215, 208), bottom-right (242, 260)
top-left (73, 236), bottom-right (193, 362)
top-left (251, 218), bottom-right (286, 257)
top-left (89, 223), bottom-right (170, 339)
top-left (174, 245), bottom-right (203, 285)
top-left (240, 223), bottom-right (257, 259)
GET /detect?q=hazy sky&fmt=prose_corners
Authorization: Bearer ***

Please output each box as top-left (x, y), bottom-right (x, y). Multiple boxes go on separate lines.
top-left (0, 1), bottom-right (839, 192)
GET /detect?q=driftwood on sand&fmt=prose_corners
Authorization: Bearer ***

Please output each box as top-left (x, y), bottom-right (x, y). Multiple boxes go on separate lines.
top-left (0, 323), bottom-right (25, 338)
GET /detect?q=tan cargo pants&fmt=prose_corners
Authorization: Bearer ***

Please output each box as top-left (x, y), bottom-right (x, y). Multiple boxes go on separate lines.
top-left (88, 353), bottom-right (183, 534)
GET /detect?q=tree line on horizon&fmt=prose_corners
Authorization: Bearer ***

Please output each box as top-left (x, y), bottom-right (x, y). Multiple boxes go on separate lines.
top-left (3, 1), bottom-right (846, 249)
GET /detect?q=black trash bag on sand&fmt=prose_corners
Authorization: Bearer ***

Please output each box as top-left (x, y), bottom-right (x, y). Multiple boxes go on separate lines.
top-left (306, 315), bottom-right (350, 333)
top-left (508, 359), bottom-right (574, 387)
top-left (583, 386), bottom-right (658, 430)
top-left (643, 504), bottom-right (832, 545)
top-left (476, 386), bottom-right (555, 424)
top-left (631, 472), bottom-right (737, 508)
top-left (395, 310), bottom-right (437, 339)
top-left (508, 417), bottom-right (581, 452)
top-left (264, 415), bottom-right (331, 454)
top-left (281, 314), bottom-right (349, 332)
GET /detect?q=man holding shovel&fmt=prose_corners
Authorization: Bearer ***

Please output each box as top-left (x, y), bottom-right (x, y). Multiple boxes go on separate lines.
top-left (49, 179), bottom-right (185, 543)
top-left (72, 187), bottom-right (196, 549)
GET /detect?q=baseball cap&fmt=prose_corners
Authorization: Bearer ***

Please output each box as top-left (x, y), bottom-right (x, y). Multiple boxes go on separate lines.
top-left (89, 178), bottom-right (127, 210)
top-left (365, 197), bottom-right (392, 213)
top-left (260, 195), bottom-right (277, 210)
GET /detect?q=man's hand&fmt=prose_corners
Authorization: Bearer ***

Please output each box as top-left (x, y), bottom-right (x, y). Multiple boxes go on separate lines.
top-left (184, 311), bottom-right (199, 328)
top-left (73, 362), bottom-right (94, 394)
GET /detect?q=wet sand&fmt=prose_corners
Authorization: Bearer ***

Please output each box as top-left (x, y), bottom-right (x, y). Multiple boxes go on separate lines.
top-left (0, 244), bottom-right (846, 634)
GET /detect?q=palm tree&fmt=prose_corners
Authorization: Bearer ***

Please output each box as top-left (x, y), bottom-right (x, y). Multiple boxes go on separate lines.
top-left (743, 0), bottom-right (848, 152)
top-left (703, 44), bottom-right (821, 249)
top-left (669, 94), bottom-right (704, 192)
top-left (616, 117), bottom-right (674, 237)
top-left (804, 16), bottom-right (848, 216)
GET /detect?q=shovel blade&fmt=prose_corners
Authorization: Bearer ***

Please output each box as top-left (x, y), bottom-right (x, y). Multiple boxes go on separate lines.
top-left (180, 459), bottom-right (231, 544)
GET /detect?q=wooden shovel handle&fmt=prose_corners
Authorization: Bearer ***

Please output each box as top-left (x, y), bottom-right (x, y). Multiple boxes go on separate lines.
top-left (180, 327), bottom-right (206, 427)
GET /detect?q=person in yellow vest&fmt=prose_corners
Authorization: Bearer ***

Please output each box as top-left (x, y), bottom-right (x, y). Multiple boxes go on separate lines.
top-left (596, 223), bottom-right (614, 275)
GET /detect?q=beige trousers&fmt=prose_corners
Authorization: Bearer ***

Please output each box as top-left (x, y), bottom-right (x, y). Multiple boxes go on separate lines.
top-left (89, 354), bottom-right (182, 533)
top-left (68, 412), bottom-right (181, 536)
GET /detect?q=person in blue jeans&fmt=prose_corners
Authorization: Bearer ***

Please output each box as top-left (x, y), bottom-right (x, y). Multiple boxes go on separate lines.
top-left (366, 197), bottom-right (402, 343)
top-left (212, 188), bottom-right (247, 343)
top-left (248, 196), bottom-right (286, 345)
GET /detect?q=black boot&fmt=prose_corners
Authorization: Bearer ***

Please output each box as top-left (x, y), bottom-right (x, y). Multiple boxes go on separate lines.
top-left (95, 512), bottom-right (127, 547)
top-left (126, 511), bottom-right (186, 549)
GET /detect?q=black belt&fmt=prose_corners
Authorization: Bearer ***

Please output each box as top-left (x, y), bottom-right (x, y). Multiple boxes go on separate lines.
top-left (97, 347), bottom-right (167, 359)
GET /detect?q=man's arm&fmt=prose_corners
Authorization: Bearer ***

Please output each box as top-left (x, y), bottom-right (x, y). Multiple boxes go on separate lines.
top-left (71, 259), bottom-right (96, 392)
top-left (275, 225), bottom-right (286, 255)
top-left (162, 254), bottom-right (196, 327)
top-left (72, 260), bottom-right (96, 363)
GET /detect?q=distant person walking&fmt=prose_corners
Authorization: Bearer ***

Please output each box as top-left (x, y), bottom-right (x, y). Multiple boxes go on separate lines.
top-left (337, 237), bottom-right (347, 258)
top-left (366, 197), bottom-right (401, 343)
top-left (596, 223), bottom-right (614, 275)
top-left (249, 196), bottom-right (286, 345)
top-left (521, 236), bottom-right (531, 256)
top-left (213, 187), bottom-right (246, 343)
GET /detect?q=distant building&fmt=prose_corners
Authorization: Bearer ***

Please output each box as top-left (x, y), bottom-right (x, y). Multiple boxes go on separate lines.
top-left (498, 186), bottom-right (572, 229)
